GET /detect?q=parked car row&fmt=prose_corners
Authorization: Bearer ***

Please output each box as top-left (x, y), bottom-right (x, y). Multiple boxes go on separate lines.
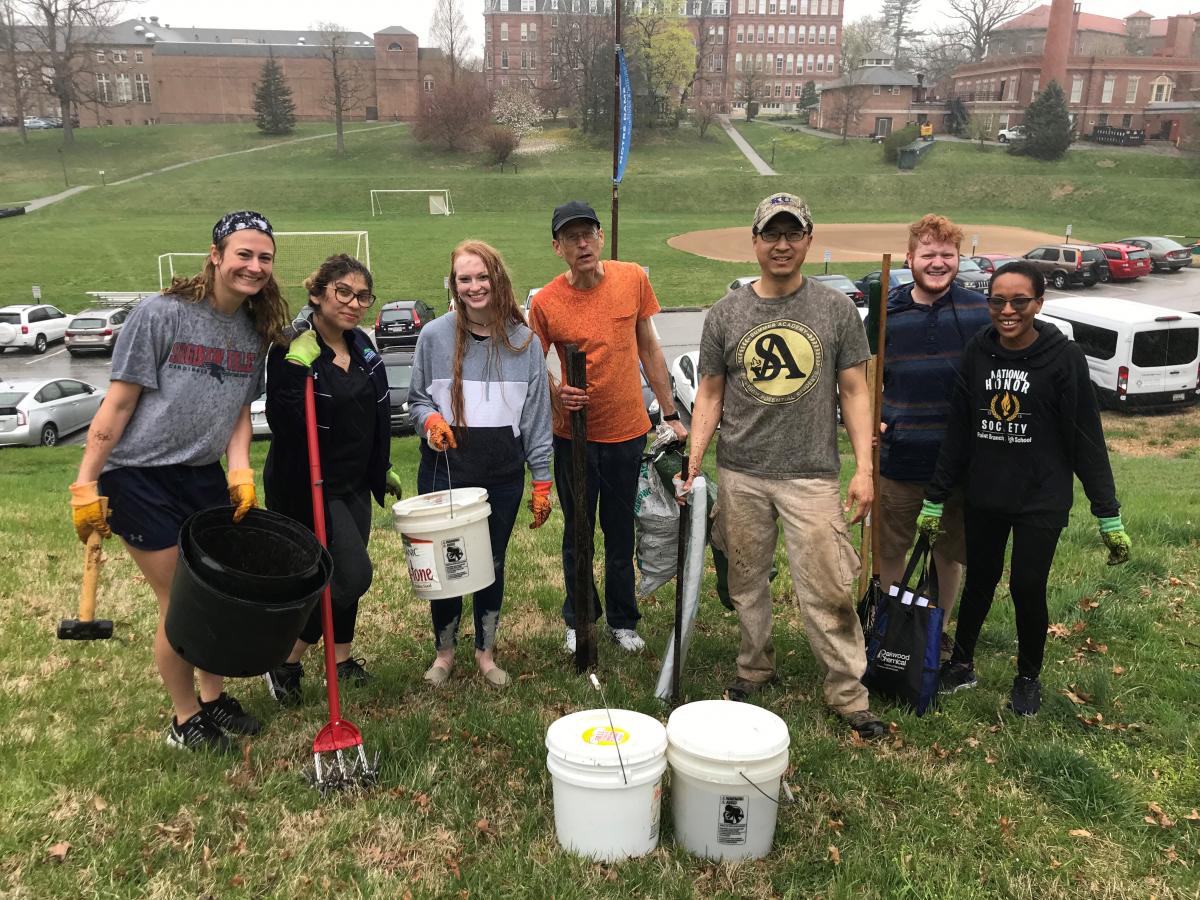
top-left (0, 378), bottom-right (106, 446)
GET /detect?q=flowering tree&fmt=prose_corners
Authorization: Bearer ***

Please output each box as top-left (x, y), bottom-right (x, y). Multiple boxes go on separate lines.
top-left (492, 88), bottom-right (544, 147)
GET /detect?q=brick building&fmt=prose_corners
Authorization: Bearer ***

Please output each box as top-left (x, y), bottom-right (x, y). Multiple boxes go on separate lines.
top-left (814, 62), bottom-right (928, 138)
top-left (1, 17), bottom-right (442, 126)
top-left (481, 0), bottom-right (845, 115)
top-left (951, 3), bottom-right (1200, 148)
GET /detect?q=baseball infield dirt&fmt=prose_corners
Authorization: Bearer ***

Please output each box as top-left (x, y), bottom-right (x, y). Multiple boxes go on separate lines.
top-left (667, 223), bottom-right (1067, 264)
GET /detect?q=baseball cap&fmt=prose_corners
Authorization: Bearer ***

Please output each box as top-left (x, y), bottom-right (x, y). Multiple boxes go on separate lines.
top-left (751, 193), bottom-right (813, 234)
top-left (551, 201), bottom-right (601, 237)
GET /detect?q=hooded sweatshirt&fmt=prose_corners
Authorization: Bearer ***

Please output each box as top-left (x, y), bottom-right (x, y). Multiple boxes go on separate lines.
top-left (407, 312), bottom-right (553, 487)
top-left (926, 320), bottom-right (1119, 528)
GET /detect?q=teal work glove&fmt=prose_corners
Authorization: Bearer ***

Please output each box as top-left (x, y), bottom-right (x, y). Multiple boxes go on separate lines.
top-left (1098, 515), bottom-right (1131, 566)
top-left (385, 466), bottom-right (403, 499)
top-left (916, 500), bottom-right (944, 546)
top-left (285, 329), bottom-right (321, 368)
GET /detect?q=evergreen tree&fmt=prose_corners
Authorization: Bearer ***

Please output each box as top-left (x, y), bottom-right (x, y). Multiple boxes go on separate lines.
top-left (253, 58), bottom-right (296, 135)
top-left (1020, 79), bottom-right (1071, 160)
top-left (798, 80), bottom-right (819, 109)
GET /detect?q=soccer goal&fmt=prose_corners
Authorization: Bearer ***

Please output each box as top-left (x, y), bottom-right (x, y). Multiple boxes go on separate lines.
top-left (157, 231), bottom-right (371, 293)
top-left (370, 189), bottom-right (454, 217)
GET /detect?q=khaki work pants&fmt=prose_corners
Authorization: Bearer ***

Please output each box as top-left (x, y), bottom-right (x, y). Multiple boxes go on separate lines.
top-left (715, 467), bottom-right (870, 714)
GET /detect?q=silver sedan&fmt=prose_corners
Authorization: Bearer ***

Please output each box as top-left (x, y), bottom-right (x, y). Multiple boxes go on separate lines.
top-left (0, 377), bottom-right (106, 446)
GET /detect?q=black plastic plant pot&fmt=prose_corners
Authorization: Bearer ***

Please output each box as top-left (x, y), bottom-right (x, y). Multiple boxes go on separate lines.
top-left (165, 507), bottom-right (332, 677)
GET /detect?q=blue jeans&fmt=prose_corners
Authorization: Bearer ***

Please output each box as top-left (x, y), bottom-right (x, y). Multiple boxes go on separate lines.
top-left (417, 463), bottom-right (523, 652)
top-left (553, 433), bottom-right (643, 631)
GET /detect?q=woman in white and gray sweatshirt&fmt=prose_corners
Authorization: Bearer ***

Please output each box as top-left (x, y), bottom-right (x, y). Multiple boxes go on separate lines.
top-left (408, 240), bottom-right (553, 689)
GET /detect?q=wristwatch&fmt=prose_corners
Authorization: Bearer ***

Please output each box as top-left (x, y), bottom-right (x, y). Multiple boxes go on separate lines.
top-left (663, 411), bottom-right (681, 422)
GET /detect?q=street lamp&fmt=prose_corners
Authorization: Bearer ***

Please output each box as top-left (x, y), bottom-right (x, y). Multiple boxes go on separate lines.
top-left (57, 147), bottom-right (69, 188)
top-left (99, 170), bottom-right (106, 186)
top-left (770, 138), bottom-right (777, 165)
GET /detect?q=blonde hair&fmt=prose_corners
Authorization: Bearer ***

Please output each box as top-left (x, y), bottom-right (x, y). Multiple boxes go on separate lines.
top-left (907, 214), bottom-right (964, 253)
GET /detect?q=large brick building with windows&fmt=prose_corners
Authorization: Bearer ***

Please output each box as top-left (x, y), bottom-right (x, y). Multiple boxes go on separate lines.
top-left (1, 17), bottom-right (441, 127)
top-left (482, 0), bottom-right (845, 115)
top-left (950, 3), bottom-right (1200, 148)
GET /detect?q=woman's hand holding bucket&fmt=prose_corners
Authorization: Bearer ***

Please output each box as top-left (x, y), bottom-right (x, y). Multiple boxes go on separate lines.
top-left (424, 414), bottom-right (457, 452)
top-left (226, 468), bottom-right (257, 523)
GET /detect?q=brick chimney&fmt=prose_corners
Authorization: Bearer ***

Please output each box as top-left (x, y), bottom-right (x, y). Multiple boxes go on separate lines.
top-left (1040, 0), bottom-right (1075, 95)
top-left (1161, 15), bottom-right (1197, 59)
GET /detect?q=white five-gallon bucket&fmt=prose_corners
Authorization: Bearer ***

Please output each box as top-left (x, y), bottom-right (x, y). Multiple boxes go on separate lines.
top-left (392, 488), bottom-right (494, 601)
top-left (545, 708), bottom-right (668, 862)
top-left (666, 700), bottom-right (791, 861)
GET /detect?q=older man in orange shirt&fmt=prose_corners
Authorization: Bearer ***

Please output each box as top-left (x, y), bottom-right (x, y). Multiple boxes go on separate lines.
top-left (529, 201), bottom-right (687, 653)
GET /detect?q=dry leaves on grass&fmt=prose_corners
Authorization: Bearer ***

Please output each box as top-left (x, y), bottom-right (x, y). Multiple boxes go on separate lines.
top-left (46, 841), bottom-right (70, 863)
top-left (1069, 828), bottom-right (1093, 838)
top-left (1061, 686), bottom-right (1093, 706)
top-left (999, 816), bottom-right (1015, 837)
top-left (1146, 803), bottom-right (1175, 829)
top-left (828, 845), bottom-right (841, 864)
top-left (1078, 596), bottom-right (1101, 611)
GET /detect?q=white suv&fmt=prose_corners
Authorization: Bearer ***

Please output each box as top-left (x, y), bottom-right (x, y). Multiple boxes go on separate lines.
top-left (0, 304), bottom-right (71, 354)
top-left (997, 125), bottom-right (1027, 143)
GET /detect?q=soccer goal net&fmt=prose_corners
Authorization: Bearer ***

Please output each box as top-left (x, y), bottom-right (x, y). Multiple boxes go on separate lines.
top-left (370, 189), bottom-right (454, 217)
top-left (157, 231), bottom-right (371, 294)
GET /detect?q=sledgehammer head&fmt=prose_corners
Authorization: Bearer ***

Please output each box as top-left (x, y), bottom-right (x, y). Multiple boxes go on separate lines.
top-left (57, 618), bottom-right (113, 640)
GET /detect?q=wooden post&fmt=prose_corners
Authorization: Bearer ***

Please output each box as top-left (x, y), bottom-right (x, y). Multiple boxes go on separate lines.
top-left (565, 345), bottom-right (596, 673)
top-left (610, 0), bottom-right (622, 260)
top-left (871, 254), bottom-right (890, 571)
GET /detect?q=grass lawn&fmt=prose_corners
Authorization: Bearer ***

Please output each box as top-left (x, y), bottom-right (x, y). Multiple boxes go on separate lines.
top-left (0, 422), bottom-right (1198, 897)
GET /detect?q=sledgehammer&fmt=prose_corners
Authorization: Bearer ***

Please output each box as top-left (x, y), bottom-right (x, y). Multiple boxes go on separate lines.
top-left (57, 531), bottom-right (112, 640)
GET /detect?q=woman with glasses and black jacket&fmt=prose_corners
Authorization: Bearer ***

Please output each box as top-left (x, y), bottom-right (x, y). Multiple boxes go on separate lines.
top-left (917, 260), bottom-right (1131, 717)
top-left (262, 254), bottom-right (403, 706)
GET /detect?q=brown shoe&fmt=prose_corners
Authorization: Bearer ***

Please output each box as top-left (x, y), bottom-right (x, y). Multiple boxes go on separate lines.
top-left (843, 709), bottom-right (886, 740)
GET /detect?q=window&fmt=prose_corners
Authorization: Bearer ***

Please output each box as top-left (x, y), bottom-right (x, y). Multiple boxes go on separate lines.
top-left (735, 52), bottom-right (743, 71)
top-left (424, 76), bottom-right (434, 92)
top-left (890, 85), bottom-right (901, 95)
top-left (826, 53), bottom-right (835, 71)
top-left (786, 53), bottom-right (793, 74)
top-left (135, 49), bottom-right (144, 63)
top-left (1063, 320), bottom-right (1117, 360)
top-left (769, 0), bottom-right (776, 10)
top-left (95, 73), bottom-right (111, 103)
top-left (829, 26), bottom-right (837, 45)
top-left (806, 54), bottom-right (814, 71)
top-left (816, 57), bottom-right (823, 72)
top-left (1030, 76), bottom-right (1039, 96)
top-left (1151, 77), bottom-right (1173, 103)
top-left (819, 26), bottom-right (826, 44)
top-left (1125, 76), bottom-right (1139, 104)
top-left (775, 55), bottom-right (784, 73)
top-left (784, 83), bottom-right (792, 97)
top-left (530, 22), bottom-right (537, 39)
top-left (95, 50), bottom-right (105, 63)
top-left (713, 0), bottom-right (727, 12)
top-left (1121, 113), bottom-right (1132, 127)
top-left (590, 0), bottom-right (597, 11)
top-left (521, 23), bottom-right (528, 40)
top-left (819, 0), bottom-right (827, 13)
top-left (112, 50), bottom-right (126, 63)
top-left (713, 53), bottom-right (723, 71)
top-left (790, 0), bottom-right (797, 10)
top-left (499, 0), bottom-right (509, 9)
top-left (738, 0), bottom-right (745, 12)
top-left (521, 49), bottom-right (534, 68)
top-left (755, 53), bottom-right (763, 71)
top-left (1133, 328), bottom-right (1199, 368)
top-left (522, 0), bottom-right (535, 8)
top-left (1070, 75), bottom-right (1083, 103)
top-left (774, 83), bottom-right (781, 97)
top-left (1101, 75), bottom-right (1114, 104)
top-left (831, 0), bottom-right (838, 13)
top-left (501, 49), bottom-right (509, 68)
top-left (787, 25), bottom-right (795, 43)
top-left (737, 25), bottom-right (744, 42)
top-left (808, 26), bottom-right (816, 43)
top-left (500, 22), bottom-right (508, 40)
top-left (768, 25), bottom-right (775, 43)
top-left (757, 25), bottom-right (765, 42)
top-left (134, 72), bottom-right (151, 103)
top-left (115, 73), bottom-right (131, 103)
top-left (799, 0), bottom-right (807, 12)
top-left (387, 41), bottom-right (403, 50)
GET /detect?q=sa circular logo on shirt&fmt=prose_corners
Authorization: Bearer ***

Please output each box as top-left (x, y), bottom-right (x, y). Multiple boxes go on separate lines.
top-left (735, 320), bottom-right (822, 404)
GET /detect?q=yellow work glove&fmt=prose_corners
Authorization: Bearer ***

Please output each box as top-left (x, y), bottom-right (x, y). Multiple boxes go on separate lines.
top-left (385, 466), bottom-right (403, 499)
top-left (69, 481), bottom-right (112, 543)
top-left (424, 413), bottom-right (458, 452)
top-left (227, 468), bottom-right (257, 523)
top-left (529, 480), bottom-right (552, 530)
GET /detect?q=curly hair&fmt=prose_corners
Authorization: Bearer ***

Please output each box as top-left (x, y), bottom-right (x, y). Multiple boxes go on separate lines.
top-left (303, 254), bottom-right (373, 306)
top-left (446, 241), bottom-right (533, 440)
top-left (907, 214), bottom-right (965, 253)
top-left (166, 233), bottom-right (288, 346)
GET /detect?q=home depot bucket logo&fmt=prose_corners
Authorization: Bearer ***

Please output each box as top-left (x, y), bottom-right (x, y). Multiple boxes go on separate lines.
top-left (735, 320), bottom-right (821, 405)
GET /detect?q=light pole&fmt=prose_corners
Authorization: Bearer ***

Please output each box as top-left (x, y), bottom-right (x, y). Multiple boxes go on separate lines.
top-left (58, 147), bottom-right (69, 189)
top-left (770, 139), bottom-right (777, 166)
top-left (99, 170), bottom-right (106, 187)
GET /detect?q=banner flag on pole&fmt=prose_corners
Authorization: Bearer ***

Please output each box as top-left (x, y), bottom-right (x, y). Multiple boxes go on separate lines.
top-left (615, 47), bottom-right (633, 185)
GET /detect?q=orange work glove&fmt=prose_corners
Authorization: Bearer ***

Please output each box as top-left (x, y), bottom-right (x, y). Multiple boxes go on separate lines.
top-left (69, 481), bottom-right (112, 543)
top-left (425, 413), bottom-right (458, 452)
top-left (529, 479), bottom-right (552, 530)
top-left (226, 468), bottom-right (257, 523)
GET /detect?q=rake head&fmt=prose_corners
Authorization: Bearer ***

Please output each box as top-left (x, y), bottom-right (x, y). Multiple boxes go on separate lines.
top-left (305, 720), bottom-right (379, 794)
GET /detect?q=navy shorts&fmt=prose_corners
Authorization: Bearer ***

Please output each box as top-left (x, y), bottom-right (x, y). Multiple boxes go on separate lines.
top-left (99, 463), bottom-right (229, 551)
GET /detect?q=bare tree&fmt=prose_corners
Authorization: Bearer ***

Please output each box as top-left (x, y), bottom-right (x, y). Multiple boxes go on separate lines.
top-left (733, 64), bottom-right (767, 122)
top-left (1, 0), bottom-right (31, 143)
top-left (678, 9), bottom-right (722, 112)
top-left (945, 0), bottom-right (1027, 62)
top-left (691, 97), bottom-right (719, 137)
top-left (881, 0), bottom-right (921, 66)
top-left (557, 12), bottom-right (613, 134)
top-left (909, 28), bottom-right (973, 92)
top-left (316, 22), bottom-right (367, 157)
top-left (429, 0), bottom-right (473, 84)
top-left (22, 0), bottom-right (121, 145)
top-left (826, 81), bottom-right (869, 143)
top-left (840, 15), bottom-right (890, 73)
top-left (414, 66), bottom-right (490, 151)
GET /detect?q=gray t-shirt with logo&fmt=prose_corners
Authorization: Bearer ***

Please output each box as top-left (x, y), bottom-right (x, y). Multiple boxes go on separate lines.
top-left (105, 295), bottom-right (265, 470)
top-left (699, 277), bottom-right (870, 479)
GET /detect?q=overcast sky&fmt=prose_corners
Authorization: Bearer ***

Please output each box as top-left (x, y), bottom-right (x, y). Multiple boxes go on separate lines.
top-left (132, 0), bottom-right (1192, 49)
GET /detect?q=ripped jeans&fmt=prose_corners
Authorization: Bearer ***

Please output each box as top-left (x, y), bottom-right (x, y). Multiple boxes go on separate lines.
top-left (417, 465), bottom-right (523, 653)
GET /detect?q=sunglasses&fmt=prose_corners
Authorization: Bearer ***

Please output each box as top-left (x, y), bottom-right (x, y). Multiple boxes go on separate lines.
top-left (986, 295), bottom-right (1039, 311)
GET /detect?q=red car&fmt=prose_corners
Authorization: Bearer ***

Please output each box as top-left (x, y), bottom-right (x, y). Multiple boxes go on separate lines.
top-left (1097, 242), bottom-right (1152, 281)
top-left (970, 253), bottom-right (1021, 275)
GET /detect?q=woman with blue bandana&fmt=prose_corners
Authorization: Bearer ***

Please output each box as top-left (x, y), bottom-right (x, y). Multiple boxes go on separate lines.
top-left (69, 211), bottom-right (288, 754)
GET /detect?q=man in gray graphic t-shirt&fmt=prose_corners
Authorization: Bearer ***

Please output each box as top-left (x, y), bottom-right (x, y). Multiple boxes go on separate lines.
top-left (682, 192), bottom-right (886, 741)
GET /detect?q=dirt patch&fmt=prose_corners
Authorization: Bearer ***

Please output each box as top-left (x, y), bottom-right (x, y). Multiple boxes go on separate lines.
top-left (668, 223), bottom-right (1066, 264)
top-left (1051, 183), bottom-right (1076, 199)
top-left (1103, 406), bottom-right (1200, 458)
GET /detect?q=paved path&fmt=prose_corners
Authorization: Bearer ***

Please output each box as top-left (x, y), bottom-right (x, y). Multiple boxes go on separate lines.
top-left (718, 115), bottom-right (777, 175)
top-left (21, 122), bottom-right (406, 209)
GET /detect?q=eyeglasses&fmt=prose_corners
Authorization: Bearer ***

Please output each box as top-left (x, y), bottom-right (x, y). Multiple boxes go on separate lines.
top-left (986, 295), bottom-right (1038, 311)
top-left (757, 228), bottom-right (808, 244)
top-left (332, 282), bottom-right (376, 307)
top-left (558, 228), bottom-right (600, 245)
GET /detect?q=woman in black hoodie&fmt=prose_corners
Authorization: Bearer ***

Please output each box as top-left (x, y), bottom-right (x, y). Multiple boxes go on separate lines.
top-left (916, 260), bottom-right (1131, 716)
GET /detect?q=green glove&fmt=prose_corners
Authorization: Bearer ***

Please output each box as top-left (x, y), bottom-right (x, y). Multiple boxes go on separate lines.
top-left (285, 329), bottom-right (321, 368)
top-left (916, 500), bottom-right (944, 546)
top-left (385, 466), bottom-right (403, 499)
top-left (1098, 515), bottom-right (1131, 566)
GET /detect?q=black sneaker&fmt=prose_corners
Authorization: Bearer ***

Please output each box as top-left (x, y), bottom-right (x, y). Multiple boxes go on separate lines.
top-left (263, 662), bottom-right (304, 707)
top-left (939, 661), bottom-right (979, 694)
top-left (166, 709), bottom-right (233, 753)
top-left (1009, 676), bottom-right (1041, 717)
top-left (200, 692), bottom-right (261, 735)
top-left (336, 657), bottom-right (373, 686)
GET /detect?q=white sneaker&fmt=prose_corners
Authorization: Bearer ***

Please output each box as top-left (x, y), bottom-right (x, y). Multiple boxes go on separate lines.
top-left (611, 628), bottom-right (645, 652)
top-left (563, 628), bottom-right (576, 653)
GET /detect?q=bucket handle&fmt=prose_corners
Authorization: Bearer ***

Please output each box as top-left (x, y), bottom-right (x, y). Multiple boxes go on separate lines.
top-left (738, 771), bottom-right (795, 806)
top-left (434, 445), bottom-right (456, 519)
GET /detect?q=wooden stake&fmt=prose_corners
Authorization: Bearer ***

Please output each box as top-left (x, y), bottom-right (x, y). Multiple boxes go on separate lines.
top-left (565, 345), bottom-right (597, 673)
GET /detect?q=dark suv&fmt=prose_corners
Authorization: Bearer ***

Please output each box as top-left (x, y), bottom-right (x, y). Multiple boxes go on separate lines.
top-left (374, 300), bottom-right (435, 350)
top-left (1022, 244), bottom-right (1103, 289)
top-left (381, 348), bottom-right (415, 433)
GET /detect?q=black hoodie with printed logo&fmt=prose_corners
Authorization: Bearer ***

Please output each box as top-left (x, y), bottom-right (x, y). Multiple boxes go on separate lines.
top-left (926, 320), bottom-right (1119, 529)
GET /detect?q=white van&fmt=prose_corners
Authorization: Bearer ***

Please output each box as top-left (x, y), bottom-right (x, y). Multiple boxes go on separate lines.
top-left (1040, 297), bottom-right (1200, 410)
top-left (1036, 313), bottom-right (1074, 341)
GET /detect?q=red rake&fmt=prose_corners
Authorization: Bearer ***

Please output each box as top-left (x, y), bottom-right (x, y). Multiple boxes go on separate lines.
top-left (303, 371), bottom-right (378, 792)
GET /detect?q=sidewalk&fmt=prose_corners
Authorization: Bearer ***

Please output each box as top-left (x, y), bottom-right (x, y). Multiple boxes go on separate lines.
top-left (718, 115), bottom-right (777, 175)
